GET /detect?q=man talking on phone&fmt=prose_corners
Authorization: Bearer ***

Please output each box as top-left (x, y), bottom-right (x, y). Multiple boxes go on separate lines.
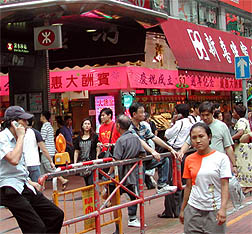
top-left (0, 106), bottom-right (64, 234)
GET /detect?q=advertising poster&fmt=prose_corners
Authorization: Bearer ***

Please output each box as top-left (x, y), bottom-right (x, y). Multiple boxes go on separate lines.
top-left (95, 96), bottom-right (115, 130)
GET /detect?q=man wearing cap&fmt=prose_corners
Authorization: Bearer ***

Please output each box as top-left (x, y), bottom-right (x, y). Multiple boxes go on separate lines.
top-left (0, 106), bottom-right (64, 234)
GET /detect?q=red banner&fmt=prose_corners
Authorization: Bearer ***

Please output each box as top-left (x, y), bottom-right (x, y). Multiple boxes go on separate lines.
top-left (0, 75), bottom-right (9, 96)
top-left (128, 67), bottom-right (242, 91)
top-left (50, 67), bottom-right (128, 93)
top-left (161, 18), bottom-right (252, 74)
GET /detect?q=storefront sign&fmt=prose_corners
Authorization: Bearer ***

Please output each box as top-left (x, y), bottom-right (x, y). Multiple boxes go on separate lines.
top-left (178, 70), bottom-right (242, 91)
top-left (161, 18), bottom-right (252, 74)
top-left (0, 75), bottom-right (9, 96)
top-left (128, 67), bottom-right (178, 89)
top-left (50, 67), bottom-right (128, 92)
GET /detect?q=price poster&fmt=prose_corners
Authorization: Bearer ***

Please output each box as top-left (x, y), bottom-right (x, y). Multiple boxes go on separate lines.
top-left (29, 93), bottom-right (42, 113)
top-left (95, 96), bottom-right (115, 130)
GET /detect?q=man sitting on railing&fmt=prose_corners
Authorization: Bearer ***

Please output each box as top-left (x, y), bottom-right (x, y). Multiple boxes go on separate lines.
top-left (129, 103), bottom-right (178, 194)
top-left (0, 106), bottom-right (64, 234)
top-left (109, 114), bottom-right (146, 231)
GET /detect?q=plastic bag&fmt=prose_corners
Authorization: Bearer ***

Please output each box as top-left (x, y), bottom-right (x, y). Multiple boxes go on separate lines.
top-left (145, 168), bottom-right (155, 176)
top-left (229, 176), bottom-right (245, 209)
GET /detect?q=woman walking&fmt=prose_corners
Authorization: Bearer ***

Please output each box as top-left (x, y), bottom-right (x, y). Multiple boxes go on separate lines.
top-left (74, 118), bottom-right (99, 186)
top-left (179, 122), bottom-right (232, 234)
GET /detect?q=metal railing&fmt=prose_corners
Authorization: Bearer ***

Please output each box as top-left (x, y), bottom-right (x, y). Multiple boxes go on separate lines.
top-left (38, 152), bottom-right (184, 234)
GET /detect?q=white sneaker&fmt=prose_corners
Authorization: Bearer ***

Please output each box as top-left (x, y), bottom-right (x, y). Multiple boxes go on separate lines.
top-left (128, 218), bottom-right (147, 228)
top-left (156, 185), bottom-right (177, 194)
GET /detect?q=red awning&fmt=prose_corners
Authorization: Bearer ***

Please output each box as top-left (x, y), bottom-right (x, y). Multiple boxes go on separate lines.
top-left (161, 18), bottom-right (252, 74)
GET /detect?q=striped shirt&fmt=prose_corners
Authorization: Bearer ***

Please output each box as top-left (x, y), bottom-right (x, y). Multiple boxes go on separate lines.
top-left (41, 122), bottom-right (56, 157)
top-left (129, 121), bottom-right (155, 142)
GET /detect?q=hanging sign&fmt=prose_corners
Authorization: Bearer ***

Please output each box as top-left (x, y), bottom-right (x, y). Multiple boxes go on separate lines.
top-left (34, 25), bottom-right (62, 50)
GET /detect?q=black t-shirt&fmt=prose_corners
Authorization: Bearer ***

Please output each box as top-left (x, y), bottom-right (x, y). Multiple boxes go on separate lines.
top-left (74, 134), bottom-right (98, 161)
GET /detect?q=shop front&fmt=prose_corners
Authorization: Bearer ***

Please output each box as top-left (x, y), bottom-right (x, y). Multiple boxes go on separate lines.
top-left (161, 17), bottom-right (252, 110)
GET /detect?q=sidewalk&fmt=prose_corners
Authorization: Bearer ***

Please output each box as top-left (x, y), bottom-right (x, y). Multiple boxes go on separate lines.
top-left (1, 175), bottom-right (251, 234)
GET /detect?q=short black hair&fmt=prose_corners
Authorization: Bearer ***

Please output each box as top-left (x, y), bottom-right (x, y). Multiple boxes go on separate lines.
top-left (116, 114), bottom-right (131, 130)
top-left (212, 103), bottom-right (220, 110)
top-left (175, 104), bottom-right (190, 118)
top-left (234, 104), bottom-right (246, 118)
top-left (100, 108), bottom-right (113, 119)
top-left (129, 102), bottom-right (144, 117)
top-left (199, 101), bottom-right (214, 114)
top-left (190, 101), bottom-right (201, 109)
top-left (41, 111), bottom-right (51, 121)
top-left (190, 122), bottom-right (212, 139)
top-left (213, 110), bottom-right (222, 119)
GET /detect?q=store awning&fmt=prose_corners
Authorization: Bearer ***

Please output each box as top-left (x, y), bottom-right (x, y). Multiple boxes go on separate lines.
top-left (161, 18), bottom-right (252, 74)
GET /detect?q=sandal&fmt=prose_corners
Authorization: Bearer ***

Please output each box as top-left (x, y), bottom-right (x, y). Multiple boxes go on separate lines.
top-left (62, 179), bottom-right (69, 191)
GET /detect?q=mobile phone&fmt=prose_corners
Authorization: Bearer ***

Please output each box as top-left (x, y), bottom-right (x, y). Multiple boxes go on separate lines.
top-left (12, 121), bottom-right (19, 127)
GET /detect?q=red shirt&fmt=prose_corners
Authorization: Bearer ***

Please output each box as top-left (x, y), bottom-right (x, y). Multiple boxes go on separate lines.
top-left (99, 121), bottom-right (120, 151)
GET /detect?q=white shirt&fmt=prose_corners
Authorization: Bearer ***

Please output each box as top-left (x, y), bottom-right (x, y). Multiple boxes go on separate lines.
top-left (165, 118), bottom-right (193, 149)
top-left (184, 150), bottom-right (232, 210)
top-left (23, 128), bottom-right (40, 166)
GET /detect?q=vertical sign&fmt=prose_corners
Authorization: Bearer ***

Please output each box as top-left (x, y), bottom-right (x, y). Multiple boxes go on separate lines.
top-left (82, 188), bottom-right (95, 229)
top-left (95, 96), bottom-right (115, 130)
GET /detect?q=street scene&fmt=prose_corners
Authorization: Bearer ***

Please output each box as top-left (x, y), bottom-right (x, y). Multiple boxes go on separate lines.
top-left (0, 0), bottom-right (252, 234)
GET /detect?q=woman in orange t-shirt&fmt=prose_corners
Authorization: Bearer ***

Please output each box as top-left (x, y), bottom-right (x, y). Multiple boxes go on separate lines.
top-left (179, 122), bottom-right (231, 234)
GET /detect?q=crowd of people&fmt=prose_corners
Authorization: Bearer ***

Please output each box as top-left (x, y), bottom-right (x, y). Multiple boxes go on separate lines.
top-left (0, 100), bottom-right (251, 234)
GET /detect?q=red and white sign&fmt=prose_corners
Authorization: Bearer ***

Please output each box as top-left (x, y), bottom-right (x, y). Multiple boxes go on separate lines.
top-left (161, 18), bottom-right (252, 74)
top-left (95, 96), bottom-right (115, 130)
top-left (0, 75), bottom-right (9, 96)
top-left (34, 25), bottom-right (62, 51)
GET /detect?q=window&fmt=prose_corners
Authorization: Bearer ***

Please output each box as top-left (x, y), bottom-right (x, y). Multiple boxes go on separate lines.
top-left (178, 0), bottom-right (217, 28)
top-left (199, 2), bottom-right (217, 28)
top-left (226, 12), bottom-right (252, 38)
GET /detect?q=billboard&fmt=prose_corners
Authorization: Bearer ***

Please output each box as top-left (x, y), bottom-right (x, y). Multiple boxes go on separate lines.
top-left (220, 0), bottom-right (252, 13)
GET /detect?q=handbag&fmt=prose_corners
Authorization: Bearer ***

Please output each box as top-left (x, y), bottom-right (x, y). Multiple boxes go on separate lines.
top-left (98, 123), bottom-right (115, 159)
top-left (229, 176), bottom-right (245, 209)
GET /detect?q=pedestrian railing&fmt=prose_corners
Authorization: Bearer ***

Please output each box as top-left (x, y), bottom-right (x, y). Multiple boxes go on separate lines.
top-left (38, 152), bottom-right (184, 234)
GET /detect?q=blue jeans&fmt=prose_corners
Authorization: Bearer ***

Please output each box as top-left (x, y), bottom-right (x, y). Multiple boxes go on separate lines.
top-left (27, 165), bottom-right (41, 182)
top-left (144, 157), bottom-right (169, 187)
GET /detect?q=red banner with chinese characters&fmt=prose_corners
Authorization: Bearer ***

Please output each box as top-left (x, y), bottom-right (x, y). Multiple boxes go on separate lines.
top-left (0, 75), bottom-right (9, 96)
top-left (178, 70), bottom-right (242, 91)
top-left (127, 67), bottom-right (242, 91)
top-left (50, 67), bottom-right (128, 93)
top-left (161, 18), bottom-right (252, 74)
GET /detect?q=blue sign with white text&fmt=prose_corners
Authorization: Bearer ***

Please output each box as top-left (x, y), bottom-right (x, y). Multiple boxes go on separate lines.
top-left (235, 56), bottom-right (251, 79)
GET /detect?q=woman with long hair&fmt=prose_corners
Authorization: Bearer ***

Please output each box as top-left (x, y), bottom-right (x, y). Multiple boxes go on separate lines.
top-left (179, 122), bottom-right (231, 234)
top-left (74, 118), bottom-right (99, 186)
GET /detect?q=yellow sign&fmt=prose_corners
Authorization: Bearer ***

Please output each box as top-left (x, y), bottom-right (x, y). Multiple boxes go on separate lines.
top-left (82, 187), bottom-right (95, 229)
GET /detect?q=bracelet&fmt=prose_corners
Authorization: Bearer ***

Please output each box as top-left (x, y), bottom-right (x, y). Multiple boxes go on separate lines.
top-left (233, 165), bottom-right (237, 167)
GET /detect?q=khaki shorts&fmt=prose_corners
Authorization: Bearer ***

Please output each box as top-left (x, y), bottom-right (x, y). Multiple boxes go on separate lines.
top-left (184, 204), bottom-right (226, 234)
top-left (40, 154), bottom-right (55, 175)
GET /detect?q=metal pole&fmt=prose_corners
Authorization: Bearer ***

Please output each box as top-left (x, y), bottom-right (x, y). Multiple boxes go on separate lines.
top-left (242, 79), bottom-right (248, 116)
top-left (138, 159), bottom-right (145, 234)
top-left (93, 168), bottom-right (101, 234)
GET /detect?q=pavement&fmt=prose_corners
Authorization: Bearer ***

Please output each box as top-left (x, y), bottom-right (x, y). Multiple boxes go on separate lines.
top-left (1, 175), bottom-right (252, 234)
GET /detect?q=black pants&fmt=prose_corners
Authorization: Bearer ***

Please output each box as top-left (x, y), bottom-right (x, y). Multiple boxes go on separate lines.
top-left (0, 185), bottom-right (64, 234)
top-left (162, 151), bottom-right (193, 218)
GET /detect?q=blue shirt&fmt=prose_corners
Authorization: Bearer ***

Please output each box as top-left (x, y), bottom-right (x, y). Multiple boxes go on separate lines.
top-left (0, 128), bottom-right (36, 194)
